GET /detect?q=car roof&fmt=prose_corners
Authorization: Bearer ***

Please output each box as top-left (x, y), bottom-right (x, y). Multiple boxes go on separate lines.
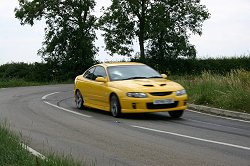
top-left (100, 62), bottom-right (145, 67)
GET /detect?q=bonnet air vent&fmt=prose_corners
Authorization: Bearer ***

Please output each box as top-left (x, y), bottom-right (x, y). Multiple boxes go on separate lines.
top-left (143, 84), bottom-right (154, 87)
top-left (160, 84), bottom-right (166, 86)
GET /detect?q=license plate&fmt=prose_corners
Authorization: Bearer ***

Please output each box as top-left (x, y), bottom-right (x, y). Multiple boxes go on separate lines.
top-left (153, 99), bottom-right (174, 105)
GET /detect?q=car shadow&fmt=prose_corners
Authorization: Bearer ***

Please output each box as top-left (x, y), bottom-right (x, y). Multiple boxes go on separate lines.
top-left (120, 113), bottom-right (185, 121)
top-left (73, 106), bottom-right (184, 121)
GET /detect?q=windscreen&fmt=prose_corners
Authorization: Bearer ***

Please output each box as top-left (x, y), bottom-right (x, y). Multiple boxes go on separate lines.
top-left (107, 65), bottom-right (162, 81)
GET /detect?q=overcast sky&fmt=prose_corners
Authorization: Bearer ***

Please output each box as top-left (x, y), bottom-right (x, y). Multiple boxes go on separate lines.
top-left (0, 0), bottom-right (250, 65)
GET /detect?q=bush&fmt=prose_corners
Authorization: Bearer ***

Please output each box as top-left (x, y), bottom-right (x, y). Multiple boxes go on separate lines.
top-left (0, 62), bottom-right (52, 82)
top-left (132, 56), bottom-right (250, 75)
top-left (0, 60), bottom-right (97, 83)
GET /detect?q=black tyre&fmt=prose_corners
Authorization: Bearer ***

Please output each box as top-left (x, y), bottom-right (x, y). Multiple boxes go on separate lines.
top-left (75, 90), bottom-right (84, 109)
top-left (110, 95), bottom-right (122, 117)
top-left (168, 110), bottom-right (184, 118)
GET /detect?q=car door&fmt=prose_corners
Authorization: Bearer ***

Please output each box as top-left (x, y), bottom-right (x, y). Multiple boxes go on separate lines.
top-left (90, 66), bottom-right (110, 110)
top-left (78, 66), bottom-right (96, 105)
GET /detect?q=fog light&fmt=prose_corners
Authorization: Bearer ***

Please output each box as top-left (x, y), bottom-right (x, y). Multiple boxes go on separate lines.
top-left (132, 103), bottom-right (137, 109)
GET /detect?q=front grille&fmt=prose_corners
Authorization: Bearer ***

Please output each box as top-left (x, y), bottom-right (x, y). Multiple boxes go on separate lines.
top-left (150, 92), bottom-right (172, 96)
top-left (146, 101), bottom-right (178, 109)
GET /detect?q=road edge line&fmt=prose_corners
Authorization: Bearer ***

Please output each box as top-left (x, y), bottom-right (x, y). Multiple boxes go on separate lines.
top-left (21, 143), bottom-right (46, 160)
top-left (42, 92), bottom-right (92, 118)
top-left (188, 109), bottom-right (250, 123)
top-left (42, 92), bottom-right (60, 100)
top-left (44, 101), bottom-right (92, 118)
top-left (188, 104), bottom-right (250, 122)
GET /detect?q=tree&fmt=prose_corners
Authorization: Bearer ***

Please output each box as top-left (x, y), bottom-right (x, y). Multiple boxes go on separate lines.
top-left (99, 0), bottom-right (150, 59)
top-left (99, 0), bottom-right (210, 60)
top-left (15, 0), bottom-right (97, 79)
top-left (147, 0), bottom-right (210, 61)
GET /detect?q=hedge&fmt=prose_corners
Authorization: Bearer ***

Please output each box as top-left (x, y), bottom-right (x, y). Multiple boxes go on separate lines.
top-left (1, 56), bottom-right (249, 82)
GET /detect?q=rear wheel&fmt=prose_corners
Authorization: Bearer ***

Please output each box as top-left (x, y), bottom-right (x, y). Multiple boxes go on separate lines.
top-left (75, 90), bottom-right (84, 109)
top-left (168, 110), bottom-right (184, 118)
top-left (110, 95), bottom-right (121, 117)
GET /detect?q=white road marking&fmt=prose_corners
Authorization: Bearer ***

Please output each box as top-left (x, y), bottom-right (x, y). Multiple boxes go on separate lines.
top-left (42, 92), bottom-right (92, 118)
top-left (131, 125), bottom-right (250, 151)
top-left (21, 143), bottom-right (46, 159)
top-left (188, 109), bottom-right (250, 123)
top-left (44, 101), bottom-right (92, 118)
top-left (42, 92), bottom-right (60, 100)
top-left (42, 91), bottom-right (250, 151)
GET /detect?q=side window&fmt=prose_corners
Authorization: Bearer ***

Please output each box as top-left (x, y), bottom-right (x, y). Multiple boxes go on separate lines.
top-left (83, 67), bottom-right (96, 80)
top-left (92, 66), bottom-right (107, 80)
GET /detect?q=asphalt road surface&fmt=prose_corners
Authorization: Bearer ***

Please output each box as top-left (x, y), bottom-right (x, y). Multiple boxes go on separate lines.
top-left (0, 84), bottom-right (250, 166)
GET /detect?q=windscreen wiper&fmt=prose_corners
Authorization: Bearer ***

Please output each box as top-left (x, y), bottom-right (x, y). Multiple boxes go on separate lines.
top-left (125, 76), bottom-right (148, 80)
top-left (147, 76), bottom-right (162, 78)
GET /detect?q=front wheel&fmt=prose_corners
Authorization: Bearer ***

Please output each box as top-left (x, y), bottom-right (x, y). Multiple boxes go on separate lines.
top-left (168, 110), bottom-right (184, 118)
top-left (110, 95), bottom-right (122, 117)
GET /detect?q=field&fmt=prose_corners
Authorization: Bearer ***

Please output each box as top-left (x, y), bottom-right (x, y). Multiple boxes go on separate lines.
top-left (172, 70), bottom-right (250, 113)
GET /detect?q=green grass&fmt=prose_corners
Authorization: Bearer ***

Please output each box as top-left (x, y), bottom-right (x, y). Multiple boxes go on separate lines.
top-left (0, 121), bottom-right (86, 166)
top-left (172, 70), bottom-right (250, 113)
top-left (0, 78), bottom-right (73, 88)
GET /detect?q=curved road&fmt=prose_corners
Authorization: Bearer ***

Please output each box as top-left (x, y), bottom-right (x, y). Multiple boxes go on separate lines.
top-left (0, 84), bottom-right (250, 166)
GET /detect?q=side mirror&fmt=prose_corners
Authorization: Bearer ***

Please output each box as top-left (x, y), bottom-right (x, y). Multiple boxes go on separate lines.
top-left (161, 74), bottom-right (168, 79)
top-left (96, 77), bottom-right (107, 83)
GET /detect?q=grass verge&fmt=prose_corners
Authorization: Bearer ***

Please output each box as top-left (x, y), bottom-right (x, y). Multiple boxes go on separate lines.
top-left (0, 78), bottom-right (73, 88)
top-left (172, 70), bottom-right (250, 114)
top-left (0, 121), bottom-right (85, 166)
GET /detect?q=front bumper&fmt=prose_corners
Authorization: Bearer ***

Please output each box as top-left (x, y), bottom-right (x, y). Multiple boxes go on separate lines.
top-left (120, 95), bottom-right (187, 113)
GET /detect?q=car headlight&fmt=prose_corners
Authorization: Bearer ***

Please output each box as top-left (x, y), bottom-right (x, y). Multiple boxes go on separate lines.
top-left (176, 89), bottom-right (186, 96)
top-left (127, 92), bottom-right (148, 98)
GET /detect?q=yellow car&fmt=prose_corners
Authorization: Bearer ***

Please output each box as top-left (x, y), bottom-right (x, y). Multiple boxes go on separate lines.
top-left (74, 62), bottom-right (187, 118)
